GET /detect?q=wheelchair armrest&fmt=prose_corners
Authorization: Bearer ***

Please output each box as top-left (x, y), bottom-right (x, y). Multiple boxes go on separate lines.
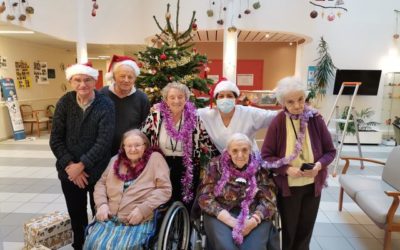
top-left (84, 220), bottom-right (97, 237)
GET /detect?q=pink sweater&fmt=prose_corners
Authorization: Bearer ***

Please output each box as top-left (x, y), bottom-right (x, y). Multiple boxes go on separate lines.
top-left (94, 152), bottom-right (172, 224)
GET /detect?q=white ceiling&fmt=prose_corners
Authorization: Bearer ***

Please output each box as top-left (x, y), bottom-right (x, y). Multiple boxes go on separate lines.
top-left (0, 21), bottom-right (307, 59)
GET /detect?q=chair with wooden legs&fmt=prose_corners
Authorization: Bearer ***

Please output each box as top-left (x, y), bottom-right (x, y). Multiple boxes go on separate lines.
top-left (19, 104), bottom-right (50, 137)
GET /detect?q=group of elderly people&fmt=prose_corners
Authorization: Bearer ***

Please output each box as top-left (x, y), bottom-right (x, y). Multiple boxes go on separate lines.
top-left (49, 56), bottom-right (335, 250)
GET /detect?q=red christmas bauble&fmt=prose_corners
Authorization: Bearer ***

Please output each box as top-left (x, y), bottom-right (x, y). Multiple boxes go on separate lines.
top-left (192, 23), bottom-right (198, 31)
top-left (160, 54), bottom-right (167, 60)
top-left (91, 9), bottom-right (96, 17)
top-left (327, 14), bottom-right (335, 21)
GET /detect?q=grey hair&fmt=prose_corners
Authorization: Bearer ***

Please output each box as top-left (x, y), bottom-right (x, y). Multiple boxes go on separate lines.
top-left (161, 81), bottom-right (191, 101)
top-left (226, 133), bottom-right (252, 150)
top-left (120, 129), bottom-right (150, 150)
top-left (275, 76), bottom-right (307, 105)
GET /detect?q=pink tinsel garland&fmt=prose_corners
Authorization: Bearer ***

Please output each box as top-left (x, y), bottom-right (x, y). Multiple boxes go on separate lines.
top-left (159, 100), bottom-right (197, 203)
top-left (263, 105), bottom-right (317, 169)
top-left (113, 147), bottom-right (161, 181)
top-left (214, 151), bottom-right (261, 245)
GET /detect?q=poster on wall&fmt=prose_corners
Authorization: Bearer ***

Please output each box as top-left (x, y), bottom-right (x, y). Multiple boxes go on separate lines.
top-left (307, 66), bottom-right (317, 87)
top-left (0, 56), bottom-right (7, 69)
top-left (208, 74), bottom-right (219, 84)
top-left (33, 61), bottom-right (49, 84)
top-left (237, 74), bottom-right (254, 86)
top-left (0, 78), bottom-right (26, 140)
top-left (15, 61), bottom-right (31, 88)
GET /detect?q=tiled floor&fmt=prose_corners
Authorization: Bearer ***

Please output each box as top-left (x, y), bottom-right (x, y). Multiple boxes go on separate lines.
top-left (0, 132), bottom-right (399, 250)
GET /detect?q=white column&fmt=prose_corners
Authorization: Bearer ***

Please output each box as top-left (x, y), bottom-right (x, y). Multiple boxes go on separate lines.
top-left (76, 0), bottom-right (88, 63)
top-left (222, 0), bottom-right (238, 82)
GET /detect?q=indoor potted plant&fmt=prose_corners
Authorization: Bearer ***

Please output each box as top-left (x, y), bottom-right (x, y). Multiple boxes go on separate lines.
top-left (338, 107), bottom-right (381, 144)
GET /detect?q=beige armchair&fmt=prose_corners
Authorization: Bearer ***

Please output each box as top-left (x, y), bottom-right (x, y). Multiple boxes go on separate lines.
top-left (20, 104), bottom-right (50, 137)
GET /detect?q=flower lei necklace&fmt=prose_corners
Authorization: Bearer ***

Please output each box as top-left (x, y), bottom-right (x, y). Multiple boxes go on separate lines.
top-left (159, 100), bottom-right (197, 203)
top-left (214, 151), bottom-right (261, 245)
top-left (263, 105), bottom-right (317, 169)
top-left (113, 147), bottom-right (161, 181)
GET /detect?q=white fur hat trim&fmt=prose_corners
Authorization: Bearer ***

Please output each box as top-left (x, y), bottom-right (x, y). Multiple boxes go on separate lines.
top-left (213, 80), bottom-right (240, 97)
top-left (65, 64), bottom-right (99, 81)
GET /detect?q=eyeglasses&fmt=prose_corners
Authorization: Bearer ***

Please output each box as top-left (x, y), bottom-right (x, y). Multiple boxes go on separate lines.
top-left (70, 77), bottom-right (95, 85)
top-left (124, 143), bottom-right (145, 150)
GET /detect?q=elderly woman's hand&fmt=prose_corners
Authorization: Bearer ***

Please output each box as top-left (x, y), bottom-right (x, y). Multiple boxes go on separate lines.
top-left (242, 217), bottom-right (258, 236)
top-left (286, 165), bottom-right (304, 178)
top-left (127, 207), bottom-right (144, 225)
top-left (302, 162), bottom-right (322, 178)
top-left (96, 204), bottom-right (110, 221)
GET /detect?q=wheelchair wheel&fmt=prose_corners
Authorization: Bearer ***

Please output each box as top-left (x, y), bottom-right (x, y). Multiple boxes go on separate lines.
top-left (157, 201), bottom-right (190, 250)
top-left (191, 214), bottom-right (207, 250)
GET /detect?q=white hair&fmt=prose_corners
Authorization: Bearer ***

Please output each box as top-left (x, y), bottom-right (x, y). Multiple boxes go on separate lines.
top-left (274, 76), bottom-right (307, 105)
top-left (161, 81), bottom-right (191, 100)
top-left (226, 133), bottom-right (252, 150)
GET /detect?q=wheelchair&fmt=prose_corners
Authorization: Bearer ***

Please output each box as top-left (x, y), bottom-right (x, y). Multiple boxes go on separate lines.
top-left (145, 201), bottom-right (191, 250)
top-left (190, 209), bottom-right (282, 250)
top-left (85, 201), bottom-right (191, 250)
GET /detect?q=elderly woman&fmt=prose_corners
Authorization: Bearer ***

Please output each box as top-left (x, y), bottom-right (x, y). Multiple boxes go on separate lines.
top-left (84, 129), bottom-right (171, 249)
top-left (261, 77), bottom-right (336, 250)
top-left (101, 55), bottom-right (150, 156)
top-left (198, 133), bottom-right (277, 249)
top-left (198, 78), bottom-right (277, 153)
top-left (141, 81), bottom-right (218, 209)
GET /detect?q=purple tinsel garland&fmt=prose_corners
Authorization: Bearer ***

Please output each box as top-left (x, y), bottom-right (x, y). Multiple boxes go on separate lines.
top-left (113, 147), bottom-right (161, 181)
top-left (159, 100), bottom-right (197, 203)
top-left (263, 105), bottom-right (318, 169)
top-left (214, 151), bottom-right (261, 245)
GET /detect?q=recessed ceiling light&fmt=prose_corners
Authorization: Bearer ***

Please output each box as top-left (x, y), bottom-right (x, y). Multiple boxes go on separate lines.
top-left (0, 30), bottom-right (34, 34)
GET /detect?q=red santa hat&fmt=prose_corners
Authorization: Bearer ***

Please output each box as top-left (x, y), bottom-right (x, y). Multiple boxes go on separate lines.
top-left (105, 55), bottom-right (140, 83)
top-left (65, 62), bottom-right (99, 81)
top-left (208, 77), bottom-right (240, 107)
top-left (212, 77), bottom-right (240, 98)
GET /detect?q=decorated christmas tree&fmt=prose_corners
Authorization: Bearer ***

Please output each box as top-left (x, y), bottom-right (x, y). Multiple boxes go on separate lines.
top-left (135, 0), bottom-right (213, 107)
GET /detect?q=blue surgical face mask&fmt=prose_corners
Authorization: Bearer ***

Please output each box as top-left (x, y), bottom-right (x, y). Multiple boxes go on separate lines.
top-left (216, 98), bottom-right (235, 113)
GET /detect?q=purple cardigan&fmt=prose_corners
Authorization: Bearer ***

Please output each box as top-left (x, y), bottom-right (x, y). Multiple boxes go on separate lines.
top-left (261, 111), bottom-right (336, 197)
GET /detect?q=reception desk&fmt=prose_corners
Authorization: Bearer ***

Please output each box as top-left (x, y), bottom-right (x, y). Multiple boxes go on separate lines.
top-left (240, 90), bottom-right (282, 110)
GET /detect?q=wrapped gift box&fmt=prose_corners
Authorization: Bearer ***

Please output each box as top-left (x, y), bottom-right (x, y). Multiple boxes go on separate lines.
top-left (24, 211), bottom-right (72, 250)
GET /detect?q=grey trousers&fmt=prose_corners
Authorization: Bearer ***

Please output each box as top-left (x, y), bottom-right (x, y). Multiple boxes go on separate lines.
top-left (203, 213), bottom-right (272, 250)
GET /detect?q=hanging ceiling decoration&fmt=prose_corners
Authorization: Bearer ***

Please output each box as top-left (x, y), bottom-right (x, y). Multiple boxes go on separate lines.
top-left (393, 9), bottom-right (400, 39)
top-left (207, 0), bottom-right (262, 30)
top-left (91, 0), bottom-right (99, 17)
top-left (0, 0), bottom-right (34, 22)
top-left (309, 0), bottom-right (348, 22)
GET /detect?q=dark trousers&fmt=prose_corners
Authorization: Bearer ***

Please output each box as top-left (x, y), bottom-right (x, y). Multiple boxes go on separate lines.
top-left (203, 213), bottom-right (270, 250)
top-left (165, 156), bottom-right (200, 212)
top-left (61, 180), bottom-right (95, 250)
top-left (278, 183), bottom-right (321, 250)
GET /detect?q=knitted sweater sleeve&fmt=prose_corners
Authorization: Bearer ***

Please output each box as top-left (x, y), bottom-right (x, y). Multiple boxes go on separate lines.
top-left (49, 96), bottom-right (74, 171)
top-left (261, 112), bottom-right (289, 175)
